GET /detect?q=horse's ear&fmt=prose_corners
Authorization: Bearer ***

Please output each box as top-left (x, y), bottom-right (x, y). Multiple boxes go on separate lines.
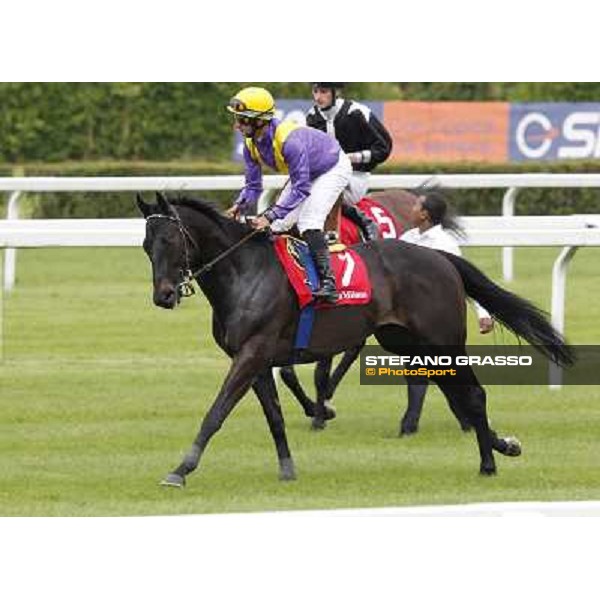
top-left (136, 193), bottom-right (152, 217)
top-left (156, 191), bottom-right (171, 215)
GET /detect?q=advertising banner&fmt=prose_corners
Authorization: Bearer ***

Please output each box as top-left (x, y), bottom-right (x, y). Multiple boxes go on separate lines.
top-left (383, 101), bottom-right (510, 163)
top-left (232, 99), bottom-right (600, 164)
top-left (509, 102), bottom-right (600, 161)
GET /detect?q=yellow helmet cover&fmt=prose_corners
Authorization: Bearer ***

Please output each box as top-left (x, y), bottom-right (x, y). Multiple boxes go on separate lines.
top-left (227, 87), bottom-right (276, 120)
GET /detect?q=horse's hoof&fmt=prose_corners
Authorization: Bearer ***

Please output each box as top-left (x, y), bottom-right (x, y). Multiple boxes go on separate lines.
top-left (323, 401), bottom-right (337, 421)
top-left (279, 458), bottom-right (297, 481)
top-left (502, 436), bottom-right (522, 457)
top-left (400, 422), bottom-right (418, 436)
top-left (160, 473), bottom-right (186, 488)
top-left (479, 464), bottom-right (497, 476)
top-left (311, 417), bottom-right (327, 431)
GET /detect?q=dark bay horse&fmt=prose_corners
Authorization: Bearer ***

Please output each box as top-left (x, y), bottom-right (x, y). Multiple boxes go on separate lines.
top-left (137, 192), bottom-right (574, 487)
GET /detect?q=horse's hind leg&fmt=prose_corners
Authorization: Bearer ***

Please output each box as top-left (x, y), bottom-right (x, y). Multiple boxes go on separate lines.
top-left (440, 388), bottom-right (473, 433)
top-left (400, 378), bottom-right (473, 436)
top-left (279, 366), bottom-right (317, 418)
top-left (311, 344), bottom-right (365, 429)
top-left (437, 379), bottom-right (521, 464)
top-left (489, 428), bottom-right (522, 457)
top-left (400, 376), bottom-right (429, 436)
top-left (435, 375), bottom-right (496, 475)
top-left (279, 364), bottom-right (336, 424)
top-left (312, 357), bottom-right (333, 430)
top-left (326, 342), bottom-right (365, 398)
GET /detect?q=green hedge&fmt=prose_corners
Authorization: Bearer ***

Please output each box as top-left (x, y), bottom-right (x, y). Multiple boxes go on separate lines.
top-left (0, 83), bottom-right (241, 162)
top-left (1, 159), bottom-right (600, 219)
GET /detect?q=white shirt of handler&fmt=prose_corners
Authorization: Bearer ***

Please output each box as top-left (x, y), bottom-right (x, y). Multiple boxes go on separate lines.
top-left (400, 224), bottom-right (493, 323)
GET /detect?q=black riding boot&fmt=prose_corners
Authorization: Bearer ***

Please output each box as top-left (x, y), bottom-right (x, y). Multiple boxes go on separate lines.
top-left (341, 203), bottom-right (379, 241)
top-left (302, 229), bottom-right (339, 304)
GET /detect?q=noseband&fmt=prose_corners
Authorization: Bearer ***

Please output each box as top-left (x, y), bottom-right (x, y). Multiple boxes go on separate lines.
top-left (147, 212), bottom-right (198, 298)
top-left (146, 210), bottom-right (262, 300)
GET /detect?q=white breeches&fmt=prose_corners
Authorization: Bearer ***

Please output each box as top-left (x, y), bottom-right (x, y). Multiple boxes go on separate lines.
top-left (270, 153), bottom-right (352, 234)
top-left (343, 171), bottom-right (370, 204)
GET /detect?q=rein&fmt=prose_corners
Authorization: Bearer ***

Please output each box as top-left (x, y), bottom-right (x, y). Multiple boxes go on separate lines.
top-left (146, 212), bottom-right (263, 299)
top-left (190, 228), bottom-right (262, 279)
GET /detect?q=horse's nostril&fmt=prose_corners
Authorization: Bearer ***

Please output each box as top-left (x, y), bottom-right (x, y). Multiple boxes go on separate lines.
top-left (154, 282), bottom-right (178, 308)
top-left (163, 288), bottom-right (177, 305)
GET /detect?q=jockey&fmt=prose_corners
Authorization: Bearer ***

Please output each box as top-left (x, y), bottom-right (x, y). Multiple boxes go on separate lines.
top-left (306, 83), bottom-right (393, 241)
top-left (227, 86), bottom-right (352, 304)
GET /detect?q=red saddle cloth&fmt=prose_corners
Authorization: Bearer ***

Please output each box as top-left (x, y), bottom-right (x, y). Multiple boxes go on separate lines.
top-left (273, 236), bottom-right (372, 310)
top-left (340, 197), bottom-right (402, 245)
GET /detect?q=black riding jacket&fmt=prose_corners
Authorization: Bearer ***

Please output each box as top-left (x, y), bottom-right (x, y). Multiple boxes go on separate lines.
top-left (306, 99), bottom-right (393, 173)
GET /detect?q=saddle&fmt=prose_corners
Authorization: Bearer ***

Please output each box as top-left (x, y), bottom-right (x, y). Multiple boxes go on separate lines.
top-left (272, 234), bottom-right (372, 350)
top-left (273, 235), bottom-right (371, 310)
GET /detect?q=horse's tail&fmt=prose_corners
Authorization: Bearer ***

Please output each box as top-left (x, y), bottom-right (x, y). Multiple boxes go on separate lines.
top-left (440, 251), bottom-right (576, 367)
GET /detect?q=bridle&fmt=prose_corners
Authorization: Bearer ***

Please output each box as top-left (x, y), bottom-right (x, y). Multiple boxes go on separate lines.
top-left (146, 210), bottom-right (262, 299)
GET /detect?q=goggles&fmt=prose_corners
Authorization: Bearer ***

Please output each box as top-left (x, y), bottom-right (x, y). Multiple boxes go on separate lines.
top-left (233, 114), bottom-right (255, 126)
top-left (228, 98), bottom-right (248, 114)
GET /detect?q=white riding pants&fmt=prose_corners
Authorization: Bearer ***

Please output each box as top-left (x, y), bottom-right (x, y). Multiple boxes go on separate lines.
top-left (343, 170), bottom-right (370, 204)
top-left (270, 153), bottom-right (352, 234)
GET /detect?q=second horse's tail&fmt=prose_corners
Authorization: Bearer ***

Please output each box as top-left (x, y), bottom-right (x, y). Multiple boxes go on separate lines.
top-left (440, 251), bottom-right (575, 367)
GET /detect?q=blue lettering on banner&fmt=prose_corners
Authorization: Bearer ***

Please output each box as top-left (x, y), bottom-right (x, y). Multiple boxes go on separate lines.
top-left (510, 103), bottom-right (600, 161)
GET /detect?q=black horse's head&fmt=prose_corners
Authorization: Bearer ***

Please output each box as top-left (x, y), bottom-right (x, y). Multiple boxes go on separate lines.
top-left (137, 192), bottom-right (192, 310)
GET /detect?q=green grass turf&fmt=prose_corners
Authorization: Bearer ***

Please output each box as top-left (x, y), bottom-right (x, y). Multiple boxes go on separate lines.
top-left (1, 246), bottom-right (599, 515)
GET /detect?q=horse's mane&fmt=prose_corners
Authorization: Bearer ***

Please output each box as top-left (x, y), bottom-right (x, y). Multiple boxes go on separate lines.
top-left (169, 195), bottom-right (254, 238)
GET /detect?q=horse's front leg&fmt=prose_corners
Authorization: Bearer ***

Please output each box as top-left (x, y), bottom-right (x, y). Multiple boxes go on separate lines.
top-left (161, 344), bottom-right (267, 488)
top-left (253, 370), bottom-right (296, 481)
